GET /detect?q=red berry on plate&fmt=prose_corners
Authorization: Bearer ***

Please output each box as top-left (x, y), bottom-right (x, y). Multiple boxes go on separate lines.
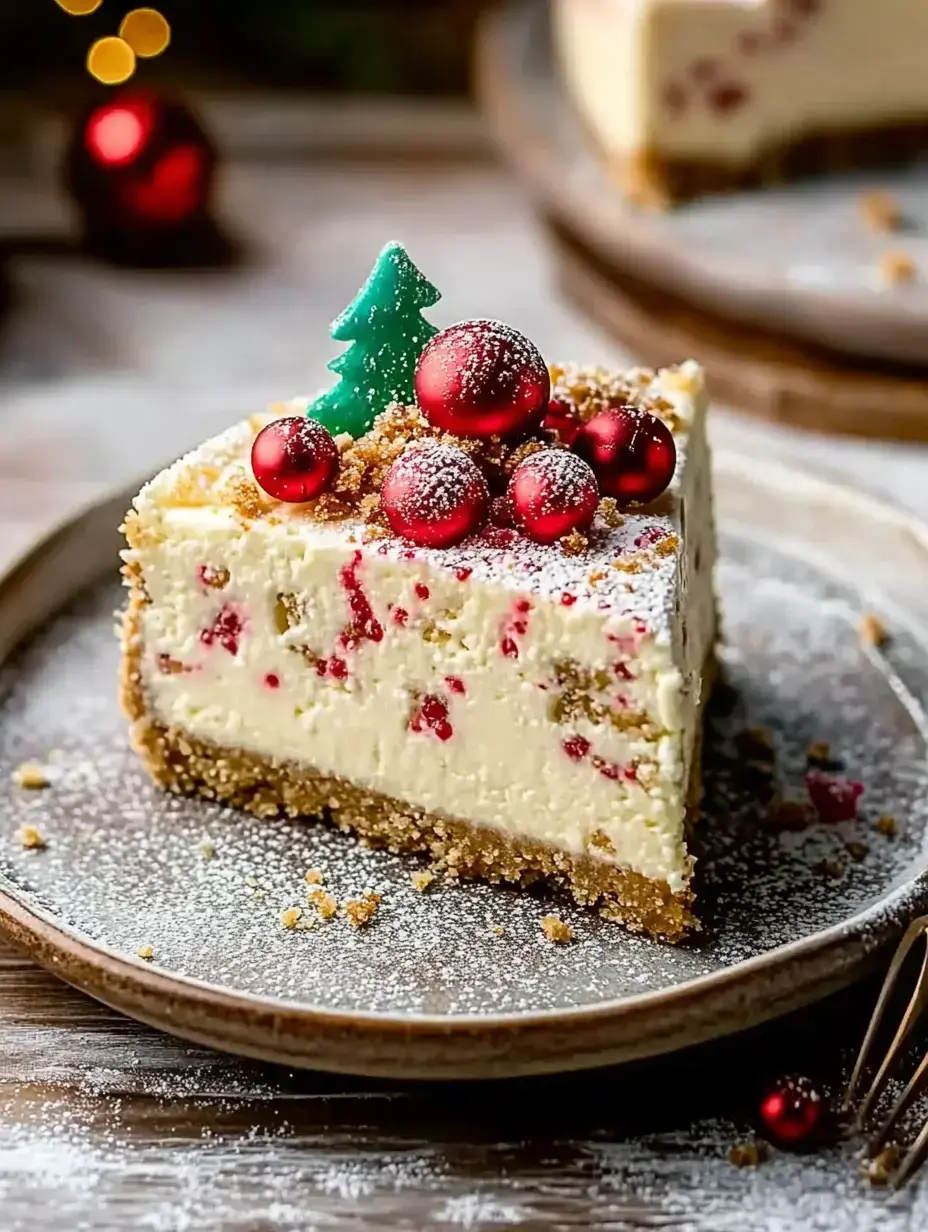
top-left (759, 1075), bottom-right (824, 1147)
top-left (382, 442), bottom-right (489, 548)
top-left (573, 405), bottom-right (676, 506)
top-left (251, 416), bottom-right (339, 503)
top-left (508, 449), bottom-right (599, 545)
top-left (415, 319), bottom-right (550, 439)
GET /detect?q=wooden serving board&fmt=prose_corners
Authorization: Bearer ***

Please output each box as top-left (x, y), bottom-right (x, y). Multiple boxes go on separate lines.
top-left (476, 0), bottom-right (928, 423)
top-left (552, 225), bottom-right (928, 442)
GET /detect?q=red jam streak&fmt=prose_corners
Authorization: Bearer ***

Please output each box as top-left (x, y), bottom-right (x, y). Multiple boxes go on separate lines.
top-left (445, 676), bottom-right (466, 696)
top-left (805, 770), bottom-right (864, 823)
top-left (337, 552), bottom-right (383, 655)
top-left (455, 567), bottom-right (472, 582)
top-left (390, 606), bottom-right (409, 627)
top-left (560, 592), bottom-right (576, 607)
top-left (409, 694), bottom-right (453, 742)
top-left (264, 672), bottom-right (280, 689)
top-left (199, 604), bottom-right (245, 655)
top-left (414, 582), bottom-right (430, 601)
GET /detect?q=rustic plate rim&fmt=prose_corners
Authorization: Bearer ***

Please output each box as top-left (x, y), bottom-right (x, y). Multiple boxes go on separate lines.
top-left (1, 454), bottom-right (927, 1074)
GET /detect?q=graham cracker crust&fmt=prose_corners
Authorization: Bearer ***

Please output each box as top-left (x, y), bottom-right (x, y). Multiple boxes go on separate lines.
top-left (120, 572), bottom-right (707, 943)
top-left (616, 116), bottom-right (928, 207)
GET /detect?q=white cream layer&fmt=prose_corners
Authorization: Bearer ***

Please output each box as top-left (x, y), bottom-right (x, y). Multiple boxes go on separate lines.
top-left (555, 0), bottom-right (928, 166)
top-left (125, 364), bottom-right (715, 892)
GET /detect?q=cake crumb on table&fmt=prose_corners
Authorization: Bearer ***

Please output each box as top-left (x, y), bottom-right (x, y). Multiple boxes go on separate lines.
top-left (344, 891), bottom-right (381, 928)
top-left (766, 798), bottom-right (812, 832)
top-left (12, 762), bottom-right (50, 790)
top-left (279, 906), bottom-right (303, 930)
top-left (17, 824), bottom-right (46, 850)
top-left (198, 838), bottom-right (215, 860)
top-left (136, 945), bottom-right (154, 961)
top-left (540, 915), bottom-right (574, 944)
top-left (487, 923), bottom-right (504, 937)
top-left (880, 250), bottom-right (917, 285)
top-left (309, 889), bottom-right (338, 920)
top-left (410, 870), bottom-right (435, 893)
top-left (859, 612), bottom-right (888, 647)
top-left (304, 868), bottom-right (325, 885)
top-left (729, 1140), bottom-right (767, 1169)
top-left (876, 814), bottom-right (899, 837)
top-left (845, 839), bottom-right (870, 863)
top-left (859, 190), bottom-right (903, 232)
top-left (559, 529), bottom-right (588, 557)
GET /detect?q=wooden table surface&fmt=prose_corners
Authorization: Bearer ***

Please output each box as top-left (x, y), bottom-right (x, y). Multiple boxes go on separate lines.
top-left (3, 109), bottom-right (928, 1229)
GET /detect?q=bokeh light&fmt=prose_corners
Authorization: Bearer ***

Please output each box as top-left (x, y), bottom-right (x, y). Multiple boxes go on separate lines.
top-left (87, 36), bottom-right (136, 85)
top-left (55, 0), bottom-right (104, 14)
top-left (119, 9), bottom-right (171, 58)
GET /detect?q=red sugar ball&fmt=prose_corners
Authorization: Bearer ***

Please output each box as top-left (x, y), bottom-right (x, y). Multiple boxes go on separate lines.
top-left (251, 416), bottom-right (339, 503)
top-left (573, 405), bottom-right (676, 506)
top-left (544, 397), bottom-right (582, 446)
top-left (759, 1075), bottom-right (825, 1147)
top-left (415, 319), bottom-right (550, 439)
top-left (382, 443), bottom-right (489, 548)
top-left (508, 449), bottom-right (599, 545)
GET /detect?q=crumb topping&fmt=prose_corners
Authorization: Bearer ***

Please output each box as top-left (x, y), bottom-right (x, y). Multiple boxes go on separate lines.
top-left (304, 868), bottom-right (325, 885)
top-left (12, 761), bottom-right (50, 790)
top-left (309, 889), bottom-right (338, 920)
top-left (17, 824), bottom-right (46, 850)
top-left (410, 869), bottom-right (435, 893)
top-left (540, 914), bottom-right (574, 944)
top-left (279, 906), bottom-right (303, 930)
top-left (859, 612), bottom-right (888, 647)
top-left (136, 944), bottom-right (154, 960)
top-left (344, 891), bottom-right (381, 928)
top-left (859, 190), bottom-right (902, 233)
top-left (880, 250), bottom-right (917, 285)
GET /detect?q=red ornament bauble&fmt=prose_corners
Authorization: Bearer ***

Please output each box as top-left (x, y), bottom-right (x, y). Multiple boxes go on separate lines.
top-left (382, 443), bottom-right (489, 548)
top-left (415, 319), bottom-right (550, 439)
top-left (65, 90), bottom-right (221, 268)
top-left (759, 1076), bottom-right (825, 1147)
top-left (573, 406), bottom-right (676, 506)
top-left (251, 417), bottom-right (339, 503)
top-left (544, 397), bottom-right (581, 446)
top-left (508, 449), bottom-right (600, 545)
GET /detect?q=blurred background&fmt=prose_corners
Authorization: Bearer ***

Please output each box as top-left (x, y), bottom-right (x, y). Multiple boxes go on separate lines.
top-left (1, 0), bottom-right (927, 570)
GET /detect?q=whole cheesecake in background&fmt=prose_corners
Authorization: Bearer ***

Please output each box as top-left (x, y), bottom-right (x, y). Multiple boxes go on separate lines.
top-left (119, 243), bottom-right (718, 941)
top-left (554, 0), bottom-right (928, 206)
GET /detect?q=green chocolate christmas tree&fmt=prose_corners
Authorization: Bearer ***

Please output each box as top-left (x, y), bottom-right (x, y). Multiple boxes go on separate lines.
top-left (307, 241), bottom-right (441, 438)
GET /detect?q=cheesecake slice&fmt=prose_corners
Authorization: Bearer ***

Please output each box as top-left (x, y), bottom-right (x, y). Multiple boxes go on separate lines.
top-left (555, 0), bottom-right (928, 206)
top-left (120, 361), bottom-right (716, 941)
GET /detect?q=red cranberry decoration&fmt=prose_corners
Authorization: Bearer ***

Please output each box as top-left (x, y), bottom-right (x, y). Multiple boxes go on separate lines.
top-left (382, 443), bottom-right (489, 548)
top-left (759, 1076), bottom-right (824, 1147)
top-left (574, 405), bottom-right (676, 506)
top-left (415, 319), bottom-right (550, 439)
top-left (251, 416), bottom-right (339, 503)
top-left (508, 450), bottom-right (599, 545)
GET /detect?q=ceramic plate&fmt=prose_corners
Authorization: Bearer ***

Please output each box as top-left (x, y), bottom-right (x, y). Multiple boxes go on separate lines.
top-left (476, 1), bottom-right (928, 366)
top-left (1, 454), bottom-right (928, 1079)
